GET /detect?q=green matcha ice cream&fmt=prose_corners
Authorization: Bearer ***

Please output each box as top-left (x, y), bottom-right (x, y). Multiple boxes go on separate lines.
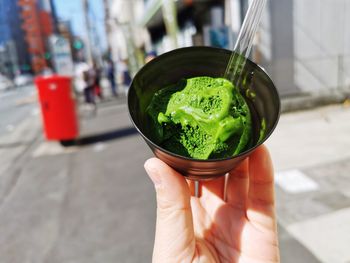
top-left (146, 76), bottom-right (252, 160)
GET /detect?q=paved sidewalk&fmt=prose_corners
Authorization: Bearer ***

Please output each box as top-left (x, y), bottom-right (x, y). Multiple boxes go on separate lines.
top-left (267, 103), bottom-right (350, 263)
top-left (0, 99), bottom-right (349, 262)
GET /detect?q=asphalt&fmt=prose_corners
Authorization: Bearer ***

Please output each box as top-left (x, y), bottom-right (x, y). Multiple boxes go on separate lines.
top-left (0, 94), bottom-right (349, 262)
top-left (0, 85), bottom-right (37, 136)
top-left (0, 96), bottom-right (156, 263)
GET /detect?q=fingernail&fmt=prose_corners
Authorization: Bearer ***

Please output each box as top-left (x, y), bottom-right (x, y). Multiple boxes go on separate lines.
top-left (145, 162), bottom-right (162, 188)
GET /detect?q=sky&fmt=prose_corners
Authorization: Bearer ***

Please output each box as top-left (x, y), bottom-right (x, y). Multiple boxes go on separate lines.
top-left (53, 0), bottom-right (107, 52)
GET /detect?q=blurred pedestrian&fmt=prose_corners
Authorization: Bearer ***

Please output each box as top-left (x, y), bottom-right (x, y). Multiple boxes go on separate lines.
top-left (106, 59), bottom-right (117, 97)
top-left (83, 65), bottom-right (96, 110)
top-left (74, 62), bottom-right (89, 94)
top-left (145, 50), bottom-right (157, 64)
top-left (93, 62), bottom-right (103, 100)
top-left (121, 59), bottom-right (131, 87)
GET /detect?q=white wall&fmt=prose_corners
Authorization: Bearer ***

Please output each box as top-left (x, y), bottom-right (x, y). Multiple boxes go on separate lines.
top-left (294, 0), bottom-right (350, 91)
top-left (110, 0), bottom-right (150, 61)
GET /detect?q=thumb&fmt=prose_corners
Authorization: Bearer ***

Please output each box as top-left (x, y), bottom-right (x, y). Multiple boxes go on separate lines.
top-left (145, 158), bottom-right (195, 262)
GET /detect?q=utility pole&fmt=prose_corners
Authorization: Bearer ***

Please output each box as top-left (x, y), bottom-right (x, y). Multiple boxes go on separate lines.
top-left (161, 0), bottom-right (179, 50)
top-left (82, 0), bottom-right (93, 65)
top-left (103, 0), bottom-right (112, 59)
top-left (49, 0), bottom-right (59, 34)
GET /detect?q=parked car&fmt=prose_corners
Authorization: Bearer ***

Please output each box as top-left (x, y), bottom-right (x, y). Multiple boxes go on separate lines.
top-left (14, 74), bottom-right (33, 87)
top-left (0, 75), bottom-right (14, 91)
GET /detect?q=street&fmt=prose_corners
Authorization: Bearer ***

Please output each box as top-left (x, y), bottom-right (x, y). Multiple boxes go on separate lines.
top-left (0, 97), bottom-right (350, 262)
top-left (0, 98), bottom-right (156, 263)
top-left (0, 0), bottom-right (349, 261)
top-left (0, 85), bottom-right (37, 137)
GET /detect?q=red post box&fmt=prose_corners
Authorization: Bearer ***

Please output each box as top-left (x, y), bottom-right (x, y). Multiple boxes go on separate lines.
top-left (35, 75), bottom-right (79, 141)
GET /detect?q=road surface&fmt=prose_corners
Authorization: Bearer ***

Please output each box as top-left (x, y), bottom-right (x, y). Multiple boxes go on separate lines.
top-left (0, 85), bottom-right (37, 137)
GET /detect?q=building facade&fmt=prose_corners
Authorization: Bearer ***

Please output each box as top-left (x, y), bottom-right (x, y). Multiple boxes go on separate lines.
top-left (0, 0), bottom-right (31, 76)
top-left (0, 0), bottom-right (57, 75)
top-left (18, 0), bottom-right (49, 73)
top-left (257, 0), bottom-right (350, 95)
top-left (293, 0), bottom-right (350, 91)
top-left (0, 1), bottom-right (11, 45)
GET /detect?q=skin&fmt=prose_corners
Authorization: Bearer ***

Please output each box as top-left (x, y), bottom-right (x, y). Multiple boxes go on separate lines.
top-left (144, 145), bottom-right (280, 263)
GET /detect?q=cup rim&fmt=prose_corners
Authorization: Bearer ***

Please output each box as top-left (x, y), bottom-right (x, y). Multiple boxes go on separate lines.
top-left (128, 46), bottom-right (281, 163)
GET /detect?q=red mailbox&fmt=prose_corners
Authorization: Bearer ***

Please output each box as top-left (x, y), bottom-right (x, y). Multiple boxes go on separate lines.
top-left (35, 75), bottom-right (79, 141)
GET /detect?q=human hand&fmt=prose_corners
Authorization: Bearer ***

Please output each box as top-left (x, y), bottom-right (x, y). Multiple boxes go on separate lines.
top-left (144, 145), bottom-right (279, 263)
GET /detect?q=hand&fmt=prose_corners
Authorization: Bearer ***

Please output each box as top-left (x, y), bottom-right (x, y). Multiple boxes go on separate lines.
top-left (144, 145), bottom-right (279, 263)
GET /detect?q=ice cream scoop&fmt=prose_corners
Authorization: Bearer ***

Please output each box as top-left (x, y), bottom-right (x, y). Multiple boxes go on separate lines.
top-left (147, 77), bottom-right (252, 159)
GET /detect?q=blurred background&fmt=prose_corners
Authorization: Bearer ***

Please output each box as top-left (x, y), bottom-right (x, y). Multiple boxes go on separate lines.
top-left (0, 0), bottom-right (349, 262)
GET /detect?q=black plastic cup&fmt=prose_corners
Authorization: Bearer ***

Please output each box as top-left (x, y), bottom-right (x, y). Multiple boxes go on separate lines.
top-left (128, 46), bottom-right (280, 180)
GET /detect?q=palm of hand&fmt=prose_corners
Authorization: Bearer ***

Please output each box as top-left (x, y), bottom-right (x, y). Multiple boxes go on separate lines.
top-left (146, 146), bottom-right (279, 263)
top-left (190, 190), bottom-right (278, 262)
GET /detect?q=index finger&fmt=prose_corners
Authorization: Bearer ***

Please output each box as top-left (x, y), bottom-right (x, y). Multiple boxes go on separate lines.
top-left (247, 145), bottom-right (276, 229)
top-left (248, 145), bottom-right (275, 206)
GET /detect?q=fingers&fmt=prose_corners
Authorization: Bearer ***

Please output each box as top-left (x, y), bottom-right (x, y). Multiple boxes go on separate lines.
top-left (246, 145), bottom-right (276, 229)
top-left (226, 159), bottom-right (249, 208)
top-left (248, 145), bottom-right (275, 205)
top-left (144, 158), bottom-right (195, 261)
top-left (201, 176), bottom-right (226, 200)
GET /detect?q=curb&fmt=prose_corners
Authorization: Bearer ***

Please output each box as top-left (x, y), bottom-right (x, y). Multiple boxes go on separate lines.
top-left (281, 89), bottom-right (350, 113)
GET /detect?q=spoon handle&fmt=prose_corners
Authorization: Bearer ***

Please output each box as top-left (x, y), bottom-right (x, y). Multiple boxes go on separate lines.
top-left (224, 0), bottom-right (267, 82)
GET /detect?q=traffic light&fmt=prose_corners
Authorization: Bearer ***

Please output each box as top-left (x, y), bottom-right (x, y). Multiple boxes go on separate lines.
top-left (73, 39), bottom-right (84, 50)
top-left (44, 52), bottom-right (51, 60)
top-left (22, 64), bottom-right (31, 71)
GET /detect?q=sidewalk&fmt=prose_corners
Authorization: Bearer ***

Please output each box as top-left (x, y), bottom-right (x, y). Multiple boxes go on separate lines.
top-left (267, 103), bottom-right (350, 263)
top-left (0, 98), bottom-right (349, 262)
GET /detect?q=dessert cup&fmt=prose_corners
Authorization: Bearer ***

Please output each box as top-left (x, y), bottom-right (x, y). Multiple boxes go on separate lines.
top-left (128, 46), bottom-right (280, 180)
